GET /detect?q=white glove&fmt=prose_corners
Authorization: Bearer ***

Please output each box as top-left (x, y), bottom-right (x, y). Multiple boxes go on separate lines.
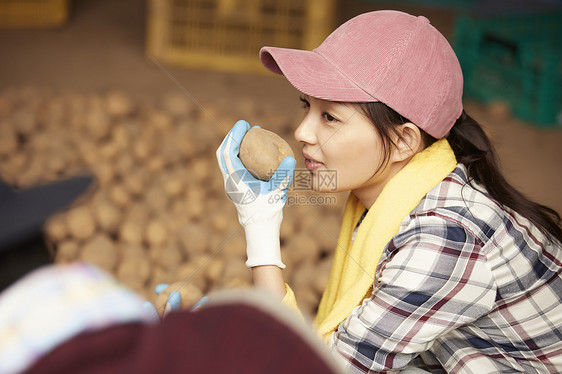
top-left (216, 120), bottom-right (296, 268)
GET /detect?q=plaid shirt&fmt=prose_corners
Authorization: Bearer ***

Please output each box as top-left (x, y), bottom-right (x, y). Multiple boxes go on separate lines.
top-left (329, 165), bottom-right (562, 373)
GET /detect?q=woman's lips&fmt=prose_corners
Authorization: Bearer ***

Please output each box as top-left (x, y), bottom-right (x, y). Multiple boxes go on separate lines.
top-left (303, 152), bottom-right (324, 171)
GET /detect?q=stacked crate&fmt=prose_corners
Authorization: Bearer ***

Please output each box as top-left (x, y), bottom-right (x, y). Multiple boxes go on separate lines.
top-left (146, 0), bottom-right (337, 74)
top-left (0, 0), bottom-right (69, 28)
top-left (454, 12), bottom-right (562, 127)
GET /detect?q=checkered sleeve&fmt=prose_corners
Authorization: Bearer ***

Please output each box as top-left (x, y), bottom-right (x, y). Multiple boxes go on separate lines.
top-left (329, 212), bottom-right (497, 373)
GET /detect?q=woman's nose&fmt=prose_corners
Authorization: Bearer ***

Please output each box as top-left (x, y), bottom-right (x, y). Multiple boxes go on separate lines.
top-left (294, 115), bottom-right (316, 145)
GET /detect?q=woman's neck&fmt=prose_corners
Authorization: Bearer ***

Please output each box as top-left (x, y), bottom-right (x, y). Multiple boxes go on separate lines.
top-left (352, 158), bottom-right (411, 209)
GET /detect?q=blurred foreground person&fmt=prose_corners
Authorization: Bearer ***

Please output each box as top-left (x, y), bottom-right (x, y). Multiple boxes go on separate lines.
top-left (0, 176), bottom-right (342, 374)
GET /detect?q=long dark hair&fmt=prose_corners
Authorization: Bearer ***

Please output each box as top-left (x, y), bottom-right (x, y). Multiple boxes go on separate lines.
top-left (359, 102), bottom-right (562, 244)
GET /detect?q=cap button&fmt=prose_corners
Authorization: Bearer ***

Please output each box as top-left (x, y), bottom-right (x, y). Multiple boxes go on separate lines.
top-left (418, 15), bottom-right (430, 24)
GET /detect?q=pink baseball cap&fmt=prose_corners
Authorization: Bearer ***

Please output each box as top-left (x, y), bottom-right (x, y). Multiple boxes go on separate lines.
top-left (260, 10), bottom-right (463, 139)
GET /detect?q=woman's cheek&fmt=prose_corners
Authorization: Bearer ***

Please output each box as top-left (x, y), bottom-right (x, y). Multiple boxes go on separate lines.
top-left (311, 165), bottom-right (349, 192)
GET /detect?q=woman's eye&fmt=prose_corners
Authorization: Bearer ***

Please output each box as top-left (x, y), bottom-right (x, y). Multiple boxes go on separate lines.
top-left (299, 96), bottom-right (339, 123)
top-left (323, 112), bottom-right (339, 123)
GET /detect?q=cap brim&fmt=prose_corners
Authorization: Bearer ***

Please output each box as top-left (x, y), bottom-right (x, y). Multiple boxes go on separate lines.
top-left (260, 46), bottom-right (376, 102)
top-left (0, 175), bottom-right (95, 250)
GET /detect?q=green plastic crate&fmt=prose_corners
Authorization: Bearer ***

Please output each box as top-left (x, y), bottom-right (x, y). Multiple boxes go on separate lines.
top-left (454, 12), bottom-right (562, 127)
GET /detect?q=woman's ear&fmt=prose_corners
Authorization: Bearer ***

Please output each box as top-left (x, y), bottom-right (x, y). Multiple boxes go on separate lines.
top-left (391, 123), bottom-right (423, 163)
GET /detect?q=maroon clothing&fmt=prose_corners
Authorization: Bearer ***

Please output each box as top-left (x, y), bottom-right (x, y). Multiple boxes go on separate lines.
top-left (25, 302), bottom-right (338, 374)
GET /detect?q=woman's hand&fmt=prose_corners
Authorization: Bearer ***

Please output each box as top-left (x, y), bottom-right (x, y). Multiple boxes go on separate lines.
top-left (142, 284), bottom-right (210, 319)
top-left (216, 120), bottom-right (296, 268)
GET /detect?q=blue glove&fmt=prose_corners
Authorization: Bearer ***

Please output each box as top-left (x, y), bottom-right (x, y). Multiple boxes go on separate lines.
top-left (156, 284), bottom-right (181, 314)
top-left (142, 284), bottom-right (210, 319)
top-left (142, 284), bottom-right (181, 319)
top-left (216, 120), bottom-right (296, 268)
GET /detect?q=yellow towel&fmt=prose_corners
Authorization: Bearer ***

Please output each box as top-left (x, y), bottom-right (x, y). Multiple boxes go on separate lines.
top-left (314, 139), bottom-right (457, 339)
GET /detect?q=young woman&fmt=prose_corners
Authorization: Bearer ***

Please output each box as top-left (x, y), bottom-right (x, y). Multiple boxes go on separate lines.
top-left (217, 10), bottom-right (562, 373)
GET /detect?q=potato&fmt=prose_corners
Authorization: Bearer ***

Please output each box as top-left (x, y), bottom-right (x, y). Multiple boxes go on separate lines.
top-left (123, 169), bottom-right (150, 197)
top-left (110, 124), bottom-right (131, 149)
top-left (80, 233), bottom-right (117, 273)
top-left (146, 220), bottom-right (168, 247)
top-left (162, 172), bottom-right (184, 198)
top-left (148, 110), bottom-right (173, 131)
top-left (219, 257), bottom-right (251, 289)
top-left (239, 127), bottom-right (294, 181)
top-left (133, 137), bottom-right (153, 161)
top-left (173, 261), bottom-right (207, 291)
top-left (0, 125), bottom-right (18, 156)
top-left (101, 140), bottom-right (125, 161)
top-left (291, 262), bottom-right (315, 291)
top-left (91, 162), bottom-right (115, 186)
top-left (12, 109), bottom-right (37, 137)
top-left (162, 92), bottom-right (195, 117)
top-left (176, 222), bottom-right (209, 257)
top-left (295, 286), bottom-right (320, 316)
top-left (0, 97), bottom-right (12, 117)
top-left (209, 213), bottom-right (230, 232)
top-left (144, 184), bottom-right (169, 214)
top-left (283, 232), bottom-right (319, 265)
top-left (109, 183), bottom-right (131, 208)
top-left (66, 205), bottom-right (96, 240)
top-left (85, 110), bottom-right (111, 140)
top-left (315, 214), bottom-right (341, 251)
top-left (146, 156), bottom-right (166, 172)
top-left (105, 90), bottom-right (133, 117)
top-left (203, 257), bottom-right (225, 284)
top-left (150, 266), bottom-right (173, 287)
top-left (117, 243), bottom-right (151, 285)
top-left (122, 167), bottom-right (151, 199)
top-left (149, 242), bottom-right (182, 271)
top-left (189, 157), bottom-right (212, 183)
top-left (213, 229), bottom-right (245, 259)
top-left (312, 257), bottom-right (333, 295)
top-left (54, 240), bottom-right (79, 263)
top-left (44, 213), bottom-right (68, 242)
top-left (173, 123), bottom-right (197, 159)
top-left (113, 152), bottom-right (135, 178)
top-left (76, 139), bottom-right (99, 166)
top-left (0, 152), bottom-right (27, 180)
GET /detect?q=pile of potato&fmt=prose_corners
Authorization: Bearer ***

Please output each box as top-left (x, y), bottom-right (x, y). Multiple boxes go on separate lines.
top-left (0, 86), bottom-right (344, 315)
